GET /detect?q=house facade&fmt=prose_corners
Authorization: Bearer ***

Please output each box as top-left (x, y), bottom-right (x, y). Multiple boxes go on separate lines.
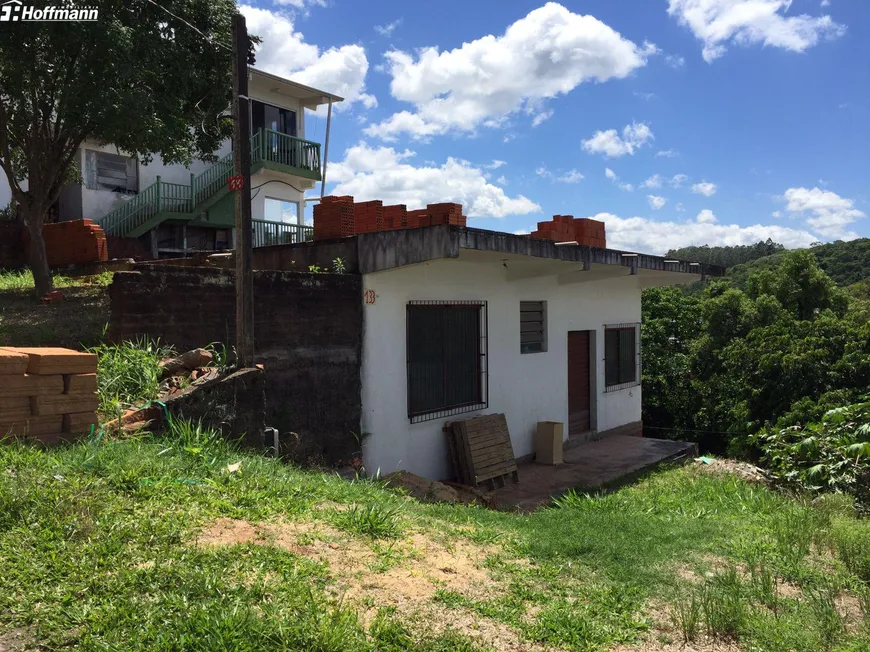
top-left (263, 224), bottom-right (722, 480)
top-left (2, 68), bottom-right (341, 257)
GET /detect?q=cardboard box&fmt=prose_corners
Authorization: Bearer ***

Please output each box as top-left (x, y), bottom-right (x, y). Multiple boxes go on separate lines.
top-left (535, 421), bottom-right (564, 465)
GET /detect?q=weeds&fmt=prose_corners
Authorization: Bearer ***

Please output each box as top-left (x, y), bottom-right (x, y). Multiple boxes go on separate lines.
top-left (332, 502), bottom-right (404, 539)
top-left (90, 338), bottom-right (171, 414)
top-left (670, 591), bottom-right (702, 642)
top-left (700, 567), bottom-right (746, 639)
top-left (831, 518), bottom-right (870, 582)
top-left (807, 582), bottom-right (845, 649)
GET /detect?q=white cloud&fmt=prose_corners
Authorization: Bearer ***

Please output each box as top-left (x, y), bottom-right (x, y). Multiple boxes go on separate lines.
top-left (782, 186), bottom-right (864, 239)
top-left (375, 19), bottom-right (401, 37)
top-left (539, 166), bottom-right (584, 183)
top-left (772, 210), bottom-right (782, 218)
top-left (273, 0), bottom-right (326, 7)
top-left (667, 0), bottom-right (846, 63)
top-left (514, 229), bottom-right (531, 235)
top-left (594, 213), bottom-right (819, 254)
top-left (676, 202), bottom-right (686, 212)
top-left (497, 175), bottom-right (508, 185)
top-left (671, 173), bottom-right (689, 187)
top-left (605, 167), bottom-right (634, 191)
top-left (692, 181), bottom-right (718, 196)
top-left (486, 160), bottom-right (507, 170)
top-left (656, 149), bottom-right (679, 158)
top-left (582, 122), bottom-right (654, 158)
top-left (821, 0), bottom-right (831, 6)
top-left (634, 91), bottom-right (656, 101)
top-left (696, 209), bottom-right (717, 224)
top-left (365, 3), bottom-right (656, 140)
top-left (557, 169), bottom-right (584, 184)
top-left (240, 5), bottom-right (376, 110)
top-left (642, 174), bottom-right (664, 189)
top-left (329, 142), bottom-right (540, 218)
top-left (531, 109), bottom-right (554, 127)
top-left (648, 195), bottom-right (667, 210)
top-left (665, 54), bottom-right (686, 68)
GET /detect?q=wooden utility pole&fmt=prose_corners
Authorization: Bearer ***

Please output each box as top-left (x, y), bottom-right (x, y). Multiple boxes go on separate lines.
top-left (232, 13), bottom-right (255, 367)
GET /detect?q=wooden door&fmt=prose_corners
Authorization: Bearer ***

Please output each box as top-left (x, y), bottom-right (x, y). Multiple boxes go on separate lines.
top-left (567, 331), bottom-right (592, 436)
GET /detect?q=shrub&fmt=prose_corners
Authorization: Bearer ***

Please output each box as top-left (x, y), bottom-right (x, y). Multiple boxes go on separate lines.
top-left (753, 401), bottom-right (870, 508)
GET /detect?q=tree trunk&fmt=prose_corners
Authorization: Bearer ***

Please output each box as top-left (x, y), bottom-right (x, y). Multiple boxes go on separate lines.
top-left (21, 204), bottom-right (53, 297)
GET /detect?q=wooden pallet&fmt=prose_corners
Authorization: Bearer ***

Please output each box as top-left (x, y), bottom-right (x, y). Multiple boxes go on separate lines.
top-left (446, 414), bottom-right (519, 489)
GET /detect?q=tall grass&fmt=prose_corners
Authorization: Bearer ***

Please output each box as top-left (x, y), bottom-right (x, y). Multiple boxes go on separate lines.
top-left (90, 338), bottom-right (172, 415)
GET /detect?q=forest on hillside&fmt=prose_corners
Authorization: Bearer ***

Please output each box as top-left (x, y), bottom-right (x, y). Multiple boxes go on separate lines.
top-left (643, 244), bottom-right (870, 506)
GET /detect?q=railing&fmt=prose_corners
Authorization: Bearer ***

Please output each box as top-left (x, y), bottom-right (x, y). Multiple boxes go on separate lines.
top-left (99, 129), bottom-right (322, 237)
top-left (258, 129), bottom-right (321, 174)
top-left (252, 220), bottom-right (313, 247)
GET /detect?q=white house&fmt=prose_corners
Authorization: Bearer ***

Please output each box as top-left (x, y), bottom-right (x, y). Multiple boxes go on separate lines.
top-left (2, 68), bottom-right (342, 257)
top-left (288, 226), bottom-right (721, 481)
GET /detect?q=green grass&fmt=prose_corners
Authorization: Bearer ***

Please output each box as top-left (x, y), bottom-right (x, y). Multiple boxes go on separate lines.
top-left (0, 269), bottom-right (112, 348)
top-left (90, 338), bottom-right (173, 416)
top-left (1, 429), bottom-right (869, 651)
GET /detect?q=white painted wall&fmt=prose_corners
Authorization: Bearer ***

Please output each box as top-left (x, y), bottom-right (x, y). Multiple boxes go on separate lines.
top-left (360, 255), bottom-right (643, 480)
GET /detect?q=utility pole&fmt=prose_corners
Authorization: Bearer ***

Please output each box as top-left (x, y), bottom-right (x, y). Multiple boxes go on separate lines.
top-left (232, 13), bottom-right (254, 367)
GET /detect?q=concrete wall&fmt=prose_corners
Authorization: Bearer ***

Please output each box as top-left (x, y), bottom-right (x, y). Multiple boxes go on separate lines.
top-left (109, 265), bottom-right (362, 465)
top-left (360, 255), bottom-right (643, 480)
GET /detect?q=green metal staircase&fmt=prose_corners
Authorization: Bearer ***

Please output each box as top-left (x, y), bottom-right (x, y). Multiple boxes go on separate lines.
top-left (99, 129), bottom-right (321, 238)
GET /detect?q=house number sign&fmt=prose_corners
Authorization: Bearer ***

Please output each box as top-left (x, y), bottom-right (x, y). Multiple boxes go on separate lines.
top-left (228, 175), bottom-right (244, 191)
top-left (364, 289), bottom-right (376, 305)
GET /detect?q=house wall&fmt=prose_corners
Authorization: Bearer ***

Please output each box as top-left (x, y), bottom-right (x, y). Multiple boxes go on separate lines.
top-left (360, 256), bottom-right (643, 481)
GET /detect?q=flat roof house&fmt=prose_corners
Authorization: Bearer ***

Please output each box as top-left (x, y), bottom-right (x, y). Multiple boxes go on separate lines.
top-left (255, 215), bottom-right (724, 481)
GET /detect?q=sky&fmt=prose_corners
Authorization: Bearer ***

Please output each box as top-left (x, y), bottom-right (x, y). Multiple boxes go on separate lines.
top-left (241, 0), bottom-right (869, 254)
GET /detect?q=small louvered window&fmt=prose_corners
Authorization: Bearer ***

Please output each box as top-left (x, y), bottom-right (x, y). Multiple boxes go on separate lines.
top-left (520, 301), bottom-right (547, 354)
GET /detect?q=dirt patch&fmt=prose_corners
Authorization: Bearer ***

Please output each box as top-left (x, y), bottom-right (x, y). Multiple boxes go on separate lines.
top-left (611, 636), bottom-right (742, 652)
top-left (691, 458), bottom-right (771, 485)
top-left (0, 628), bottom-right (35, 652)
top-left (195, 517), bottom-right (501, 607)
top-left (383, 471), bottom-right (495, 508)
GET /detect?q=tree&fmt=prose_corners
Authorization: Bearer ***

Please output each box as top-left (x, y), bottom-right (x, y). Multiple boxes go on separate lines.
top-left (0, 0), bottom-right (236, 295)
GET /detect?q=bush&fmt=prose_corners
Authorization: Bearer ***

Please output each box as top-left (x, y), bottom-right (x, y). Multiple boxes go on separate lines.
top-left (753, 401), bottom-right (870, 508)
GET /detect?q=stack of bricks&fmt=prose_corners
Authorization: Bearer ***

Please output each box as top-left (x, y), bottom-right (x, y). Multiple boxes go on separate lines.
top-left (529, 215), bottom-right (607, 247)
top-left (383, 204), bottom-right (407, 230)
top-left (313, 196), bottom-right (467, 240)
top-left (353, 200), bottom-right (384, 234)
top-left (0, 347), bottom-right (99, 446)
top-left (313, 196), bottom-right (355, 240)
top-left (41, 219), bottom-right (109, 267)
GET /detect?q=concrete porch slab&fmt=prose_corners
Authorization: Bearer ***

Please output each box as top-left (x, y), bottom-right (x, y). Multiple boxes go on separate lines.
top-left (492, 435), bottom-right (697, 511)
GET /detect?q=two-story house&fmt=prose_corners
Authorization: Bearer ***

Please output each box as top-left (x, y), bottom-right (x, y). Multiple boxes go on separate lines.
top-left (45, 68), bottom-right (341, 257)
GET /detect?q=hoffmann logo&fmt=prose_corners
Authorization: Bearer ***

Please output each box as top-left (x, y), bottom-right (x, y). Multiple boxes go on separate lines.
top-left (0, 0), bottom-right (99, 21)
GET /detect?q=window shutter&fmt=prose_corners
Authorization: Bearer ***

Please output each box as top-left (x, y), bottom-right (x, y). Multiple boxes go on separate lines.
top-left (605, 329), bottom-right (619, 387)
top-left (520, 301), bottom-right (546, 353)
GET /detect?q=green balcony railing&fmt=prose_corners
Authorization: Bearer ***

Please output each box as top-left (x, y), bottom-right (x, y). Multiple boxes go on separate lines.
top-left (99, 129), bottom-right (322, 237)
top-left (252, 220), bottom-right (313, 247)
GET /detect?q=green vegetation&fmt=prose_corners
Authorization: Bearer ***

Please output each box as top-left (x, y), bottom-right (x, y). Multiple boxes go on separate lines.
top-left (90, 338), bottom-right (173, 417)
top-left (667, 238), bottom-right (785, 268)
top-left (644, 250), bottom-right (869, 444)
top-left (0, 270), bottom-right (111, 349)
top-left (1, 427), bottom-right (869, 650)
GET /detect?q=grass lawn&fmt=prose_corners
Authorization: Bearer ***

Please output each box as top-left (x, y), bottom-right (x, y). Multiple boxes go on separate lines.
top-left (0, 270), bottom-right (112, 350)
top-left (1, 424), bottom-right (868, 651)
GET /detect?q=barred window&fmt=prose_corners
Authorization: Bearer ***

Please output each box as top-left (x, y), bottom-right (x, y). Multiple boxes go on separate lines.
top-left (520, 301), bottom-right (547, 354)
top-left (604, 324), bottom-right (640, 391)
top-left (407, 301), bottom-right (488, 423)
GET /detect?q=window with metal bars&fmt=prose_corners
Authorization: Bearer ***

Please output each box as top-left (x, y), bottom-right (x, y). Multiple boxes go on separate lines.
top-left (520, 301), bottom-right (547, 354)
top-left (407, 301), bottom-right (488, 423)
top-left (604, 323), bottom-right (640, 391)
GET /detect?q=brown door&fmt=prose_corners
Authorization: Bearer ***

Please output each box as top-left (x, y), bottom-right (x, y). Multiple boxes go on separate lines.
top-left (567, 331), bottom-right (592, 436)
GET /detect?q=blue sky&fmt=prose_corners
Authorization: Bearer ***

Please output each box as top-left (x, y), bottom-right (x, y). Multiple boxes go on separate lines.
top-left (243, 0), bottom-right (868, 253)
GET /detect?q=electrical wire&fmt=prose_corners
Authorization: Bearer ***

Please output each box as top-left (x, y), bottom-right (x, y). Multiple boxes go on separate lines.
top-left (143, 0), bottom-right (232, 51)
top-left (250, 178), bottom-right (304, 201)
